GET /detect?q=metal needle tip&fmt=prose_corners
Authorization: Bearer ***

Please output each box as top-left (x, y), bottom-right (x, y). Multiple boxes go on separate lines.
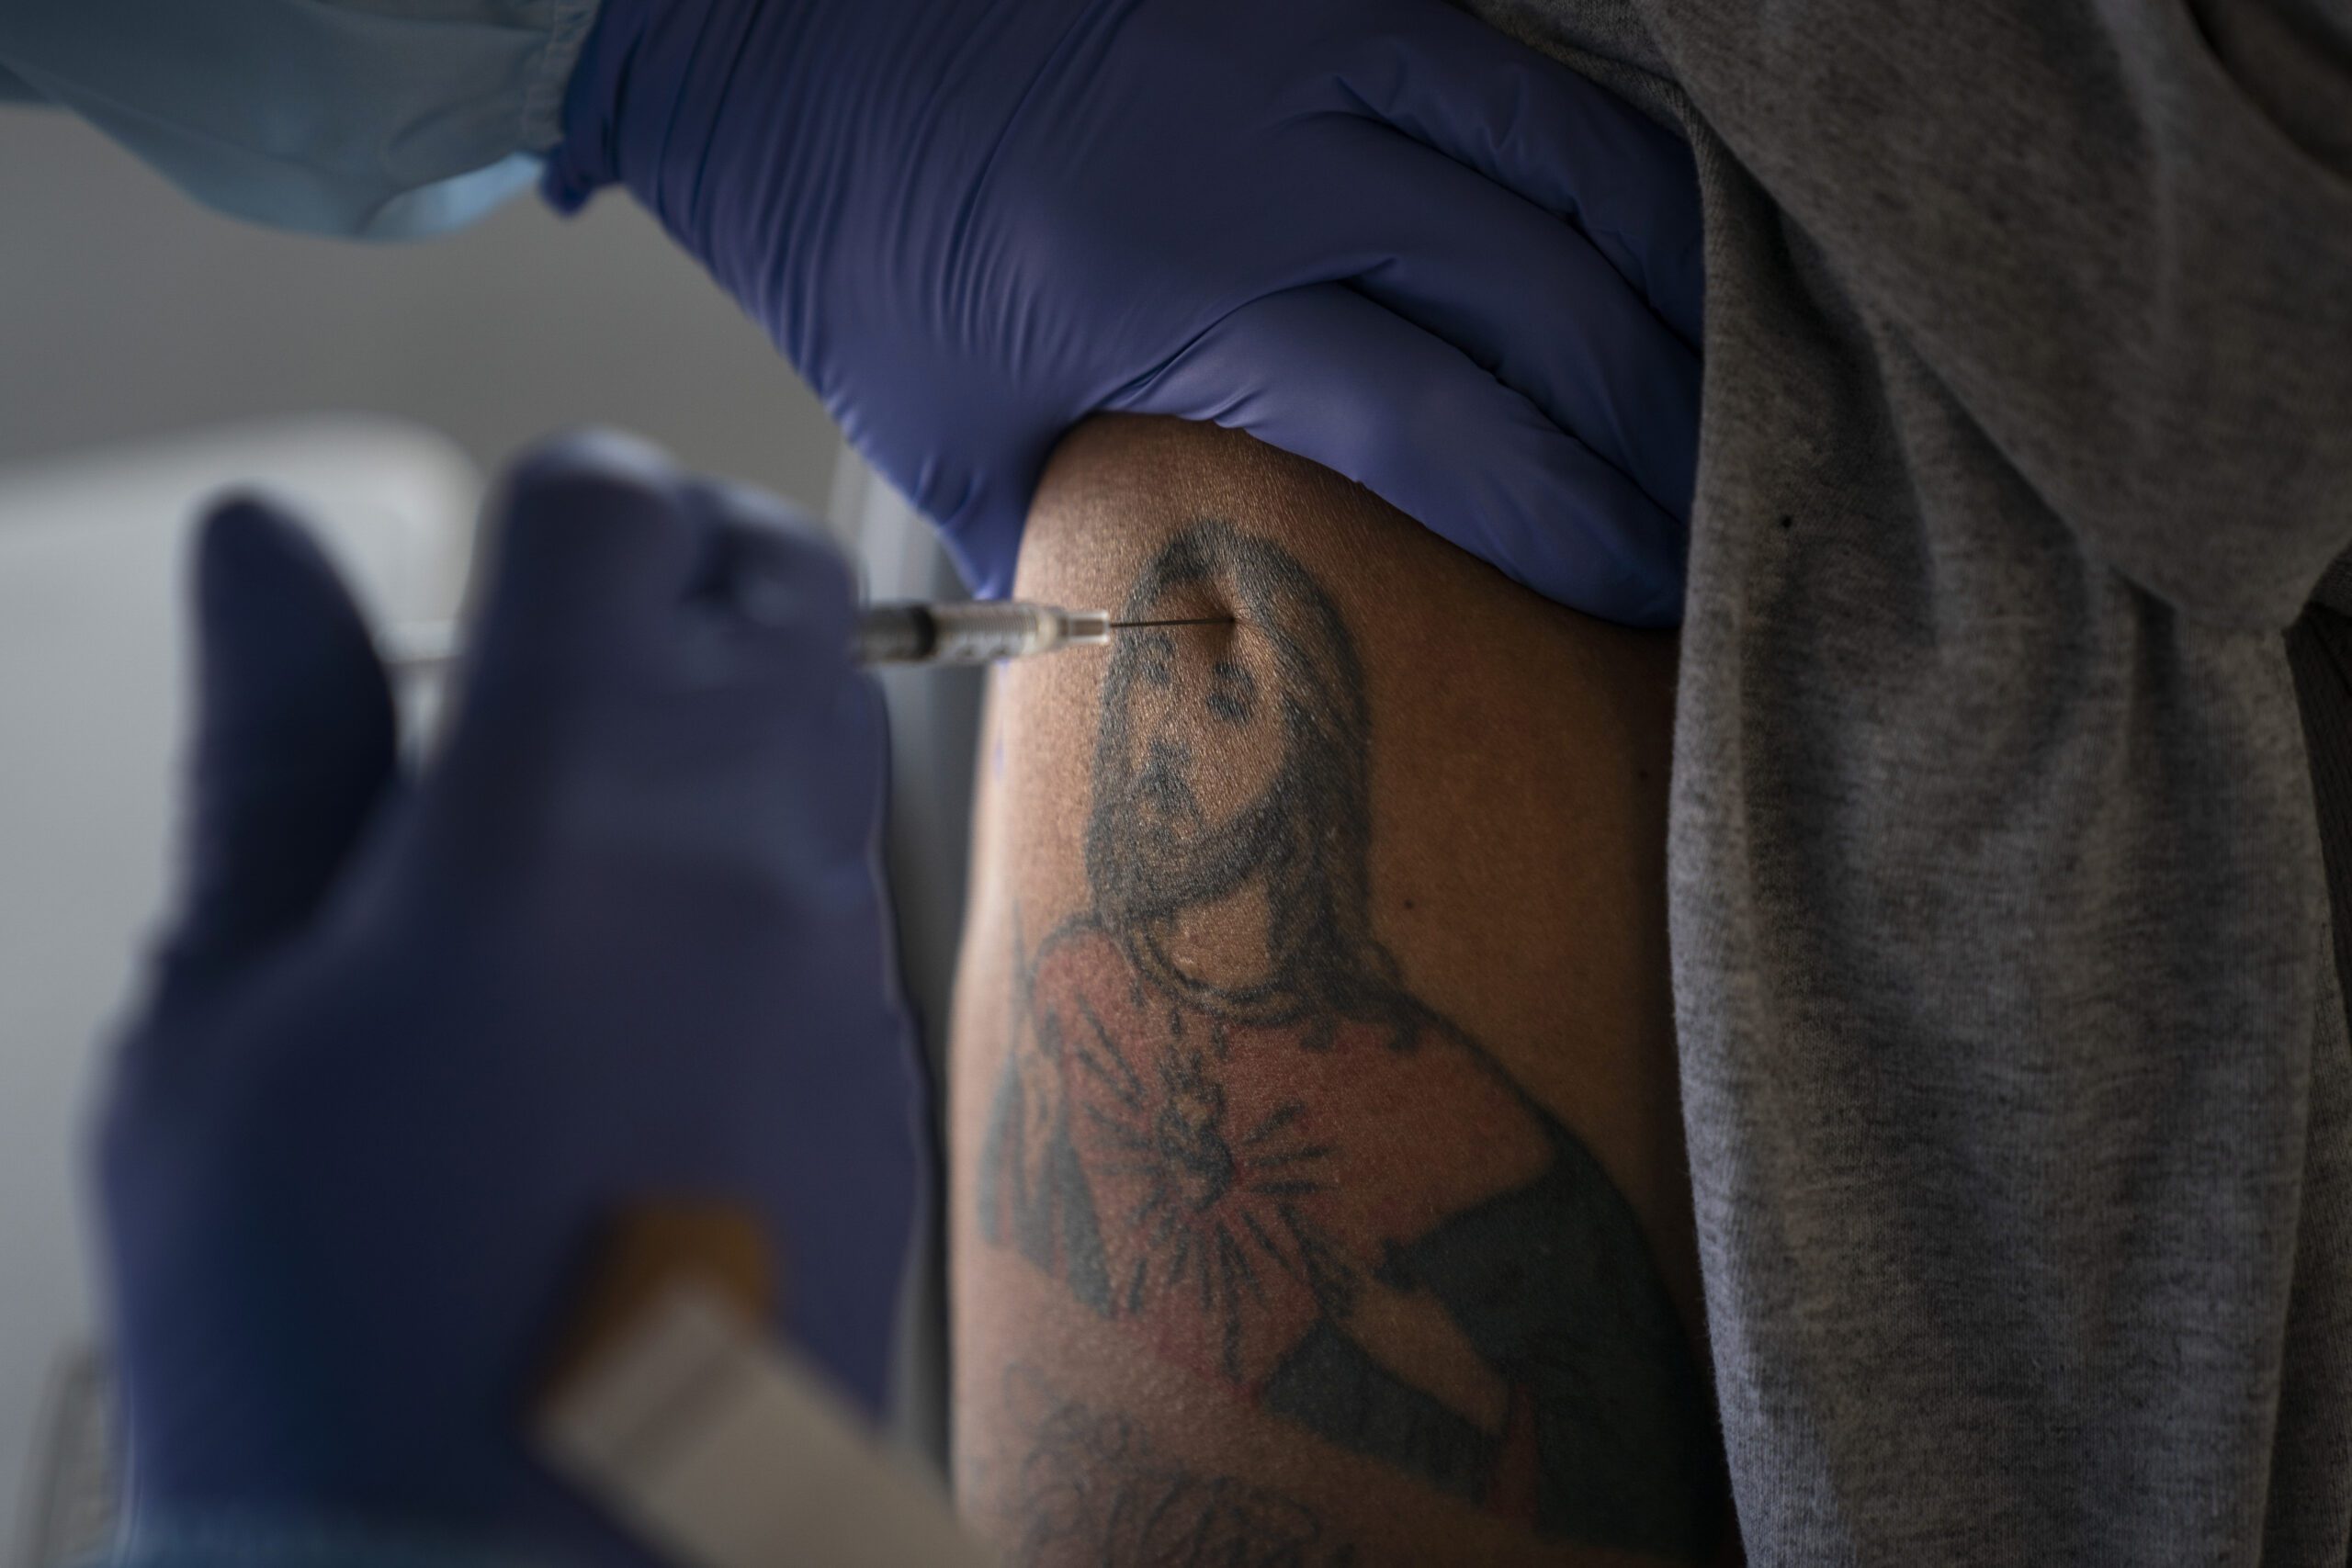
top-left (1108, 615), bottom-right (1237, 630)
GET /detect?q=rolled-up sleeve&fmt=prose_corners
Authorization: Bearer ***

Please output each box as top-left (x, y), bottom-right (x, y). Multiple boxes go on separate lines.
top-left (0, 0), bottom-right (601, 239)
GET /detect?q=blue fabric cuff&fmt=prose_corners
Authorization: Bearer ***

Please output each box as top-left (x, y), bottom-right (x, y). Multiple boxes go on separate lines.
top-left (0, 0), bottom-right (606, 238)
top-left (521, 0), bottom-right (605, 154)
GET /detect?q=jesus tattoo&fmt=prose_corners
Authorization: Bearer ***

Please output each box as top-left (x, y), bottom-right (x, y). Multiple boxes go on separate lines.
top-left (977, 523), bottom-right (1726, 1560)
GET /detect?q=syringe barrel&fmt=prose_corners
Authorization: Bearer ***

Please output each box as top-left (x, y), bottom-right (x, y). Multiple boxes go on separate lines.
top-left (855, 602), bottom-right (1108, 665)
top-left (382, 601), bottom-right (1115, 676)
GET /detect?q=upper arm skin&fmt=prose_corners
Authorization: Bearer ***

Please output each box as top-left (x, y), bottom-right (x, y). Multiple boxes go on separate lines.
top-left (948, 416), bottom-right (1730, 1565)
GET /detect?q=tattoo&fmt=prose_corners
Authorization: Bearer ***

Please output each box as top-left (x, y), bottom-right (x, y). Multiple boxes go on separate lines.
top-left (977, 524), bottom-right (1727, 1559)
top-left (970, 1364), bottom-right (1355, 1568)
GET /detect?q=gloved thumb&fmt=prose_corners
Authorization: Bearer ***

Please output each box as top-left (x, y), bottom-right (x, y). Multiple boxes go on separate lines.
top-left (155, 496), bottom-right (398, 998)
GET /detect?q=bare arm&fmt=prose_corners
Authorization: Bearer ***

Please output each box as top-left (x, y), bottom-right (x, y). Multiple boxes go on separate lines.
top-left (948, 416), bottom-right (1729, 1564)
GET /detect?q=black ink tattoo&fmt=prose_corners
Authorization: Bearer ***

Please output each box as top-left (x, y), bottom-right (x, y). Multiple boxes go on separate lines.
top-left (978, 523), bottom-right (1727, 1560)
top-left (970, 1364), bottom-right (1355, 1568)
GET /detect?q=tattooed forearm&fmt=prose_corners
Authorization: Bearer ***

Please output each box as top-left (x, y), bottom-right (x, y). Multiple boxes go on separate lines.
top-left (966, 1364), bottom-right (1357, 1568)
top-left (972, 522), bottom-right (1727, 1560)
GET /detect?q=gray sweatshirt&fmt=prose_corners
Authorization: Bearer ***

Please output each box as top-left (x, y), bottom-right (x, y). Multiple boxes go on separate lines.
top-left (1465, 1), bottom-right (2352, 1561)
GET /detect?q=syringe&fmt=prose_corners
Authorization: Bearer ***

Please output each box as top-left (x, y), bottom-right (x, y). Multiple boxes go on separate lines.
top-left (383, 601), bottom-right (1228, 676)
top-left (856, 600), bottom-right (1109, 664)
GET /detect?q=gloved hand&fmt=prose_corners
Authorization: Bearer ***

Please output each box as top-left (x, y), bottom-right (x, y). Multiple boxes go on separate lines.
top-left (547, 0), bottom-right (1703, 627)
top-left (94, 434), bottom-right (922, 1566)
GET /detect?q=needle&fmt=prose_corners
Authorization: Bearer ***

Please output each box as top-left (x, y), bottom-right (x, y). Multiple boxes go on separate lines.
top-left (1110, 616), bottom-right (1236, 630)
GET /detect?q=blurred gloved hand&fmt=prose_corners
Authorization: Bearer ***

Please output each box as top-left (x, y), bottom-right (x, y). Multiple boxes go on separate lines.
top-left (95, 434), bottom-right (922, 1566)
top-left (547, 0), bottom-right (1703, 627)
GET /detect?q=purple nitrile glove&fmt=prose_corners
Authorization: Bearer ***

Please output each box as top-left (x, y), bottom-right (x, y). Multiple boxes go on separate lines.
top-left (546, 0), bottom-right (1703, 627)
top-left (93, 434), bottom-right (923, 1568)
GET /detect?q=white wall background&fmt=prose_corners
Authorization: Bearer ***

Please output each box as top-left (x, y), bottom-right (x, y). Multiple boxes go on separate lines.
top-left (0, 105), bottom-right (842, 505)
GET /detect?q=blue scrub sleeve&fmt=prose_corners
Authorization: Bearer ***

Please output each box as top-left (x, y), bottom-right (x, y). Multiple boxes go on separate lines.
top-left (0, 0), bottom-right (600, 238)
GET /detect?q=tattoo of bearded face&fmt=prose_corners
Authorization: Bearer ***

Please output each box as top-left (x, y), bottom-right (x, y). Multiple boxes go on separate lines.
top-left (977, 524), bottom-right (1727, 1560)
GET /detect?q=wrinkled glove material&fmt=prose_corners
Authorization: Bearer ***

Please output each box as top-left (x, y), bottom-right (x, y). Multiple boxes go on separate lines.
top-left (547, 0), bottom-right (1704, 626)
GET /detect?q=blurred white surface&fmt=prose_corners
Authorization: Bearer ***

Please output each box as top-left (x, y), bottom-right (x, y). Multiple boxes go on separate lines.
top-left (833, 461), bottom-right (979, 1477)
top-left (0, 417), bottom-right (483, 1558)
top-left (0, 103), bottom-right (841, 513)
